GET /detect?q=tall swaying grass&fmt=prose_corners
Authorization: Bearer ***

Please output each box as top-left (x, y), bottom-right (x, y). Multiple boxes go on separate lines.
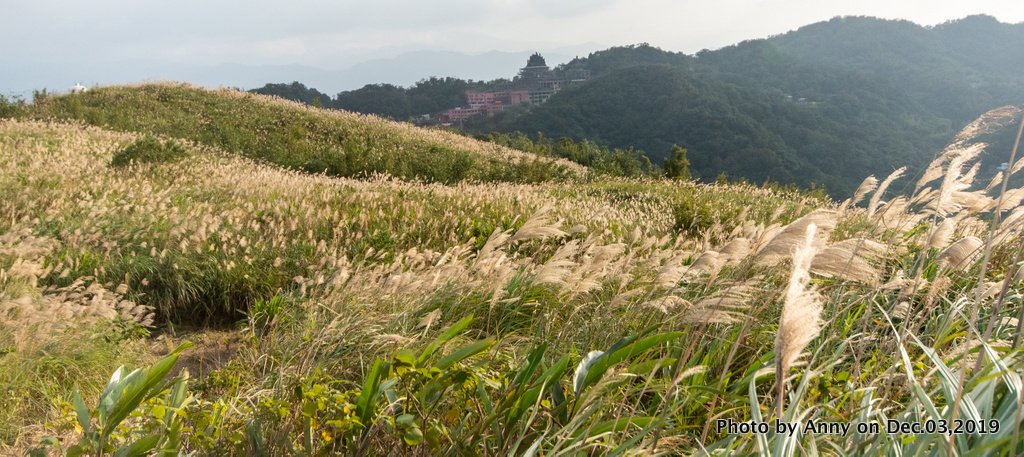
top-left (2, 91), bottom-right (1024, 455)
top-left (13, 83), bottom-right (582, 184)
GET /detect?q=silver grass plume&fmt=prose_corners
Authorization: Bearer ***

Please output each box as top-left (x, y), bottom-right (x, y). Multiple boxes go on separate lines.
top-left (686, 251), bottom-right (724, 278)
top-left (643, 295), bottom-right (690, 314)
top-left (995, 188), bottom-right (1024, 212)
top-left (916, 106), bottom-right (1019, 191)
top-left (880, 270), bottom-right (914, 291)
top-left (810, 238), bottom-right (886, 285)
top-left (867, 167), bottom-right (906, 217)
top-left (510, 206), bottom-right (567, 243)
top-left (952, 106), bottom-right (1021, 144)
top-left (911, 188), bottom-right (937, 207)
top-left (871, 196), bottom-right (915, 233)
top-left (961, 162), bottom-right (981, 188)
top-left (476, 227), bottom-right (511, 261)
top-left (1012, 157), bottom-right (1024, 176)
top-left (990, 207), bottom-right (1024, 248)
top-left (654, 254), bottom-right (688, 289)
top-left (774, 223), bottom-right (822, 417)
top-left (756, 209), bottom-right (837, 263)
top-left (718, 237), bottom-right (751, 262)
top-left (534, 240), bottom-right (578, 285)
top-left (924, 218), bottom-right (956, 252)
top-left (853, 176), bottom-right (879, 204)
top-left (985, 172), bottom-right (1004, 192)
top-left (937, 236), bottom-right (984, 270)
top-left (840, 176), bottom-right (878, 212)
top-left (682, 283), bottom-right (759, 324)
top-left (953, 191), bottom-right (995, 213)
top-left (929, 145), bottom-right (984, 216)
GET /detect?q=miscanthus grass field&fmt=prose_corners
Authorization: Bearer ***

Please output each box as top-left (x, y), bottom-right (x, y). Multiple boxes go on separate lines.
top-left (2, 84), bottom-right (1024, 455)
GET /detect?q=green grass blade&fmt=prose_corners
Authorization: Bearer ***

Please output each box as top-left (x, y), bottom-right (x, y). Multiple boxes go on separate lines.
top-left (435, 338), bottom-right (495, 370)
top-left (417, 314), bottom-right (474, 365)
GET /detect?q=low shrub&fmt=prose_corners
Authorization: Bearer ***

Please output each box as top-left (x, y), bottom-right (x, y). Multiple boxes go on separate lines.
top-left (110, 136), bottom-right (188, 167)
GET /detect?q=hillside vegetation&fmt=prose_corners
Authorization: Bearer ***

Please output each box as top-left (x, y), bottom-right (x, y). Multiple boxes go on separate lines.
top-left (11, 83), bottom-right (579, 184)
top-left (512, 16), bottom-right (1024, 195)
top-left (3, 93), bottom-right (1024, 454)
top-left (274, 15), bottom-right (1024, 196)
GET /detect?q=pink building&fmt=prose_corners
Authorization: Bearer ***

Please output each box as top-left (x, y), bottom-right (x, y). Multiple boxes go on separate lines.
top-left (508, 91), bottom-right (530, 105)
top-left (442, 107), bottom-right (482, 122)
top-left (466, 91), bottom-right (498, 107)
top-left (441, 99), bottom-right (503, 123)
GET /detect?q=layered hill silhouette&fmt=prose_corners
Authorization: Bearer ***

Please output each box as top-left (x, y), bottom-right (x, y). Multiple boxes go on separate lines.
top-left (11, 83), bottom-right (580, 184)
top-left (511, 15), bottom-right (1024, 195)
top-left (258, 15), bottom-right (1024, 196)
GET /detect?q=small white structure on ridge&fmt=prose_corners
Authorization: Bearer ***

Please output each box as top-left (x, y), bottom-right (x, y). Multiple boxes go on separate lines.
top-left (71, 83), bottom-right (88, 94)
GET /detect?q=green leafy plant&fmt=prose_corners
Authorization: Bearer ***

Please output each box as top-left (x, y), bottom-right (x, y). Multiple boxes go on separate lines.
top-left (110, 136), bottom-right (188, 167)
top-left (36, 342), bottom-right (193, 456)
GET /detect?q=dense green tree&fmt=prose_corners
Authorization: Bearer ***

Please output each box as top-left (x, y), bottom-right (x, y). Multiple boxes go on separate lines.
top-left (559, 43), bottom-right (692, 77)
top-left (250, 82), bottom-right (331, 107)
top-left (407, 77), bottom-right (470, 115)
top-left (664, 145), bottom-right (691, 180)
top-left (0, 95), bottom-right (20, 117)
top-left (335, 84), bottom-right (412, 119)
top-left (486, 132), bottom-right (656, 177)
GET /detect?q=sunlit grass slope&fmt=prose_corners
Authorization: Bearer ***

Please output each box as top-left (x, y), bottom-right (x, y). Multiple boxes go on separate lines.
top-left (5, 105), bottom-right (1024, 455)
top-left (0, 119), bottom-right (816, 324)
top-left (13, 83), bottom-right (581, 183)
top-left (0, 119), bottom-right (820, 453)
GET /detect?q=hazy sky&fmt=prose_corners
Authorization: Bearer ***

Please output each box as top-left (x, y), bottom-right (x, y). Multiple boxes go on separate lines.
top-left (2, 0), bottom-right (1023, 94)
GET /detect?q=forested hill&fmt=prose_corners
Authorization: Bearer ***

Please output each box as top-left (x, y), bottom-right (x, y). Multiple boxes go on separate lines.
top-left (511, 15), bottom-right (1024, 195)
top-left (697, 15), bottom-right (1024, 126)
top-left (253, 15), bottom-right (1024, 196)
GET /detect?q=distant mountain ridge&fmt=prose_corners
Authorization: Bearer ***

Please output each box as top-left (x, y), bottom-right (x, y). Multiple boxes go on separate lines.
top-left (509, 15), bottom-right (1024, 195)
top-left (0, 47), bottom-right (600, 99)
top-left (250, 15), bottom-right (1024, 196)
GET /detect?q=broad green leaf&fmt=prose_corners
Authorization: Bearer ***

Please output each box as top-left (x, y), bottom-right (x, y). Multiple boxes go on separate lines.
top-left (582, 332), bottom-right (683, 392)
top-left (577, 416), bottom-right (657, 438)
top-left (356, 358), bottom-right (387, 429)
top-left (512, 344), bottom-right (547, 388)
top-left (112, 433), bottom-right (160, 457)
top-left (417, 314), bottom-right (474, 365)
top-left (102, 342), bottom-right (192, 437)
top-left (393, 349), bottom-right (417, 367)
top-left (627, 357), bottom-right (677, 377)
top-left (403, 425), bottom-right (424, 445)
top-left (573, 351), bottom-right (605, 397)
top-left (397, 414), bottom-right (417, 426)
top-left (71, 391), bottom-right (91, 434)
top-left (101, 366), bottom-right (127, 400)
top-left (507, 356), bottom-right (570, 426)
top-left (98, 366), bottom-right (130, 426)
top-left (435, 338), bottom-right (494, 370)
top-left (161, 374), bottom-right (191, 454)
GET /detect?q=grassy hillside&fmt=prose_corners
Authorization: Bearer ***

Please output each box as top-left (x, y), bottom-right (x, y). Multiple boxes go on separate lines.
top-left (10, 83), bottom-right (580, 184)
top-left (0, 119), bottom-right (818, 449)
top-left (0, 119), bottom-right (813, 324)
top-left (4, 104), bottom-right (1024, 454)
top-left (280, 16), bottom-right (1024, 197)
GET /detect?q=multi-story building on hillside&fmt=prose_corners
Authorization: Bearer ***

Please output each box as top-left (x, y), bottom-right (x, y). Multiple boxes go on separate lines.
top-left (437, 53), bottom-right (588, 125)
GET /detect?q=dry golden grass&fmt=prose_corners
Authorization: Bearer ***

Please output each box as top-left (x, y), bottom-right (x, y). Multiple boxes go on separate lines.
top-left (2, 102), bottom-right (1024, 454)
